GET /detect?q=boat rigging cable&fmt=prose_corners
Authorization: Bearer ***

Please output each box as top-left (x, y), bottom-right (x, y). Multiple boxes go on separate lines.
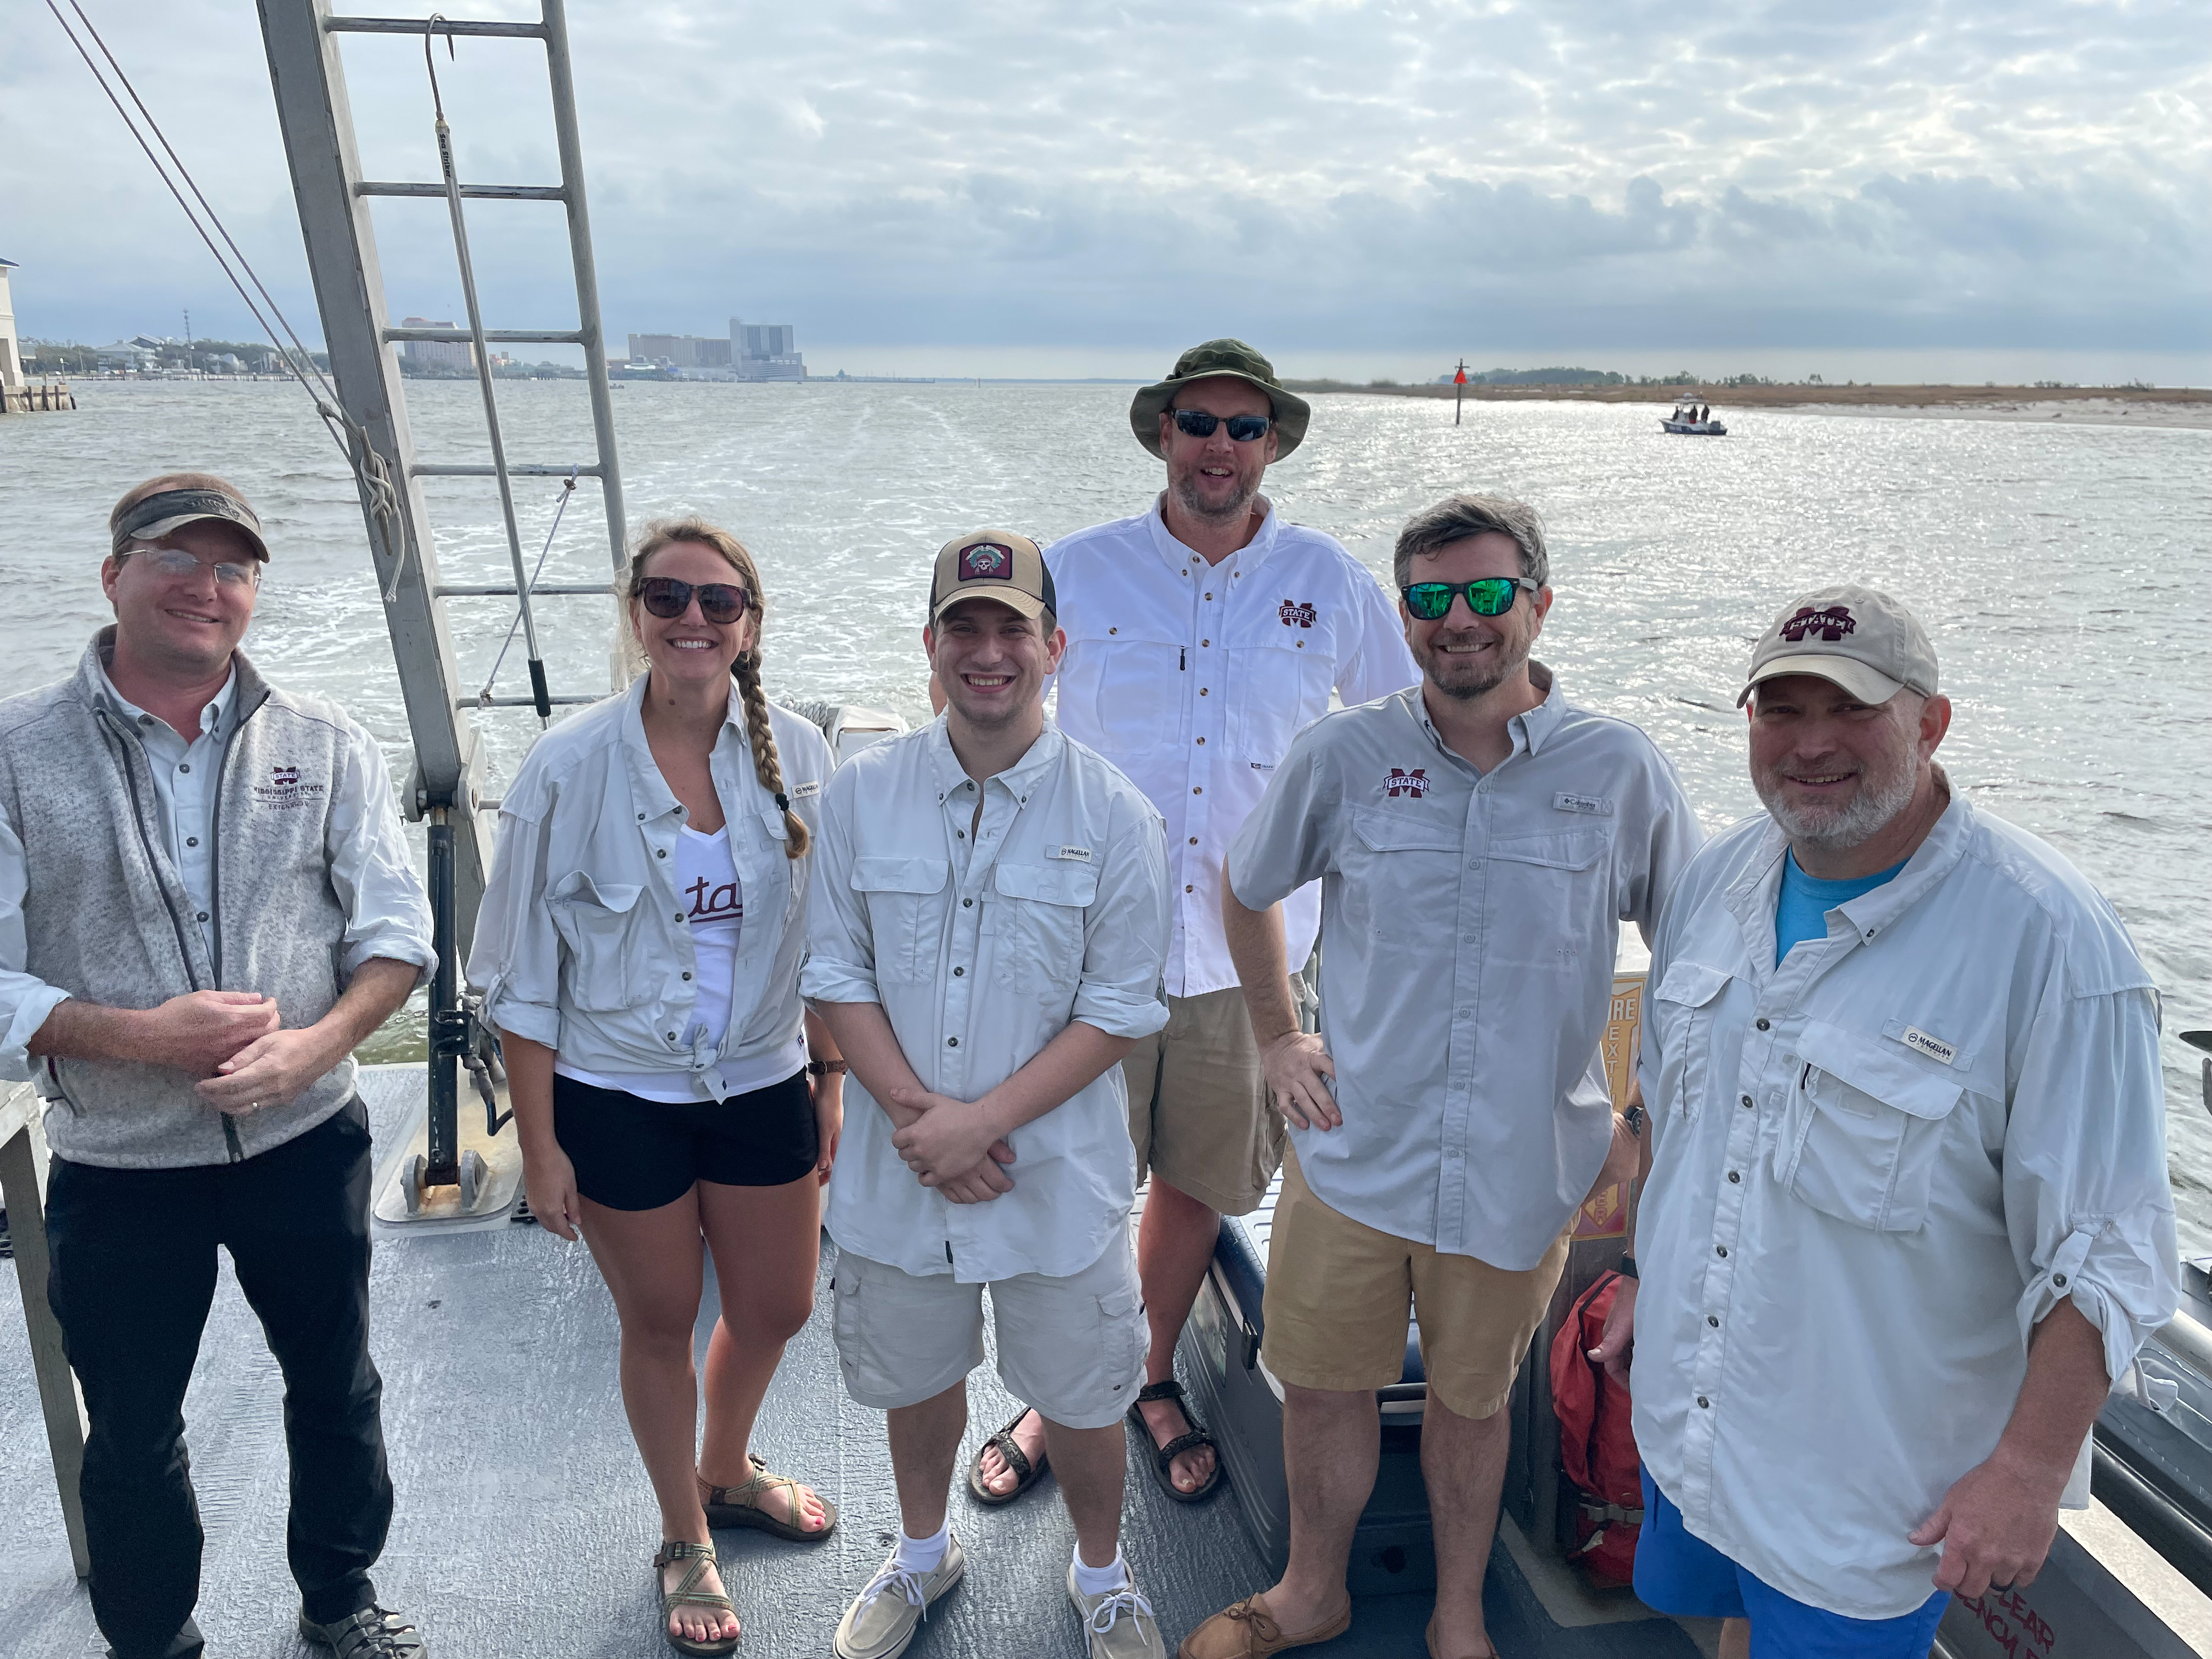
top-left (40, 0), bottom-right (409, 598)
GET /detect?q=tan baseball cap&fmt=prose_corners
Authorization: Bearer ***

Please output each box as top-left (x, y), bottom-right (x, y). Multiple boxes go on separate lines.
top-left (1737, 584), bottom-right (1939, 708)
top-left (928, 529), bottom-right (1056, 624)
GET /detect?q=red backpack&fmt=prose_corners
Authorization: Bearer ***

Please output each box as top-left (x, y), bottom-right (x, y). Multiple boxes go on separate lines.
top-left (1549, 1269), bottom-right (1644, 1587)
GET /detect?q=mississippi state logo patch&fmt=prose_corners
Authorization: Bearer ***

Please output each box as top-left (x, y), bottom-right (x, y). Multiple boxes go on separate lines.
top-left (957, 541), bottom-right (1013, 582)
top-left (1384, 767), bottom-right (1429, 799)
top-left (1780, 605), bottom-right (1855, 643)
top-left (1279, 600), bottom-right (1317, 629)
top-left (251, 763), bottom-right (326, 810)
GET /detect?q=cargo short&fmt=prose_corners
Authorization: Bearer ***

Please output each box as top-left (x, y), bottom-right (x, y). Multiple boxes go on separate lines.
top-left (1123, 985), bottom-right (1285, 1216)
top-left (1259, 1147), bottom-right (1569, 1420)
top-left (830, 1236), bottom-right (1149, 1431)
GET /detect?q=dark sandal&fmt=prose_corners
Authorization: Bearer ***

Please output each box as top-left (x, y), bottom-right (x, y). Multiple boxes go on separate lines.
top-left (653, 1540), bottom-right (740, 1657)
top-left (1127, 1378), bottom-right (1224, 1504)
top-left (967, 1407), bottom-right (1049, 1505)
top-left (701, 1451), bottom-right (838, 1541)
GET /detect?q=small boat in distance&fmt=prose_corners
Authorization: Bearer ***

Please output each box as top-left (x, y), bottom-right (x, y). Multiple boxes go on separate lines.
top-left (1661, 397), bottom-right (1728, 435)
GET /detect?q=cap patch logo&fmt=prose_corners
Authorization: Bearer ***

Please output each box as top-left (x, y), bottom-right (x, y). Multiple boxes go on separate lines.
top-left (1384, 767), bottom-right (1429, 799)
top-left (1780, 605), bottom-right (1856, 644)
top-left (958, 541), bottom-right (1013, 582)
top-left (1279, 600), bottom-right (1317, 629)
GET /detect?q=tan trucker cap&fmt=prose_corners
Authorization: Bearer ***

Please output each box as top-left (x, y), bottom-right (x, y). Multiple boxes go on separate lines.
top-left (1738, 584), bottom-right (1939, 708)
top-left (928, 530), bottom-right (1055, 623)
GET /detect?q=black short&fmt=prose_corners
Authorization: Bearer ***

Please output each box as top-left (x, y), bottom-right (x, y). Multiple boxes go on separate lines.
top-left (552, 1069), bottom-right (817, 1211)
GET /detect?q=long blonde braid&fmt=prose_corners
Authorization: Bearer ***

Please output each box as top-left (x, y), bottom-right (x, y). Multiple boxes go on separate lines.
top-left (625, 517), bottom-right (809, 860)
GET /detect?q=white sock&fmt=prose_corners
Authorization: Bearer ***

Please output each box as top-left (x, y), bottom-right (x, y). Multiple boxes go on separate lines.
top-left (1071, 1546), bottom-right (1130, 1597)
top-left (895, 1521), bottom-right (949, 1573)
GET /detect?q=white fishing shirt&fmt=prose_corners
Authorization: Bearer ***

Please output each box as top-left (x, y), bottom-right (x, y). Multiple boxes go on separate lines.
top-left (802, 719), bottom-right (1170, 1283)
top-left (1633, 792), bottom-right (2179, 1620)
top-left (1047, 495), bottom-right (1418, 998)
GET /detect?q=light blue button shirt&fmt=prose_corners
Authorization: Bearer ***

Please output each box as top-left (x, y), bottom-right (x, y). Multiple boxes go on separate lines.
top-left (94, 662), bottom-right (238, 956)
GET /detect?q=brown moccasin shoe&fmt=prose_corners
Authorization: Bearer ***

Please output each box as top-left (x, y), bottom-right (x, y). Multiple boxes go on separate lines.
top-left (1176, 1594), bottom-right (1351, 1659)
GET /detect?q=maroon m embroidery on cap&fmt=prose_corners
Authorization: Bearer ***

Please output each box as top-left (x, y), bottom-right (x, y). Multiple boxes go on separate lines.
top-left (1385, 767), bottom-right (1429, 799)
top-left (958, 542), bottom-right (1014, 581)
top-left (1780, 605), bottom-right (1856, 643)
top-left (1279, 600), bottom-right (1316, 628)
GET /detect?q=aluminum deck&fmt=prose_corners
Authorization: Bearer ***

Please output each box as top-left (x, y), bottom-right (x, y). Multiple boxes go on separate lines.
top-left (1, 1067), bottom-right (1713, 1659)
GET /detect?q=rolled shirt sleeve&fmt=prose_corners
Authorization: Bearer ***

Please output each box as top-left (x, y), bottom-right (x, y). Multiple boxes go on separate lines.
top-left (326, 724), bottom-right (435, 981)
top-left (2006, 978), bottom-right (2179, 1388)
top-left (466, 758), bottom-right (565, 1048)
top-left (1069, 792), bottom-right (1171, 1041)
top-left (0, 803), bottom-right (72, 1081)
top-left (798, 764), bottom-right (882, 1009)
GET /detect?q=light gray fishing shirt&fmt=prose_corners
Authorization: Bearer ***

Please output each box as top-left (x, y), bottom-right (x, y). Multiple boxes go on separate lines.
top-left (1224, 669), bottom-right (1701, 1270)
top-left (1633, 794), bottom-right (2178, 1621)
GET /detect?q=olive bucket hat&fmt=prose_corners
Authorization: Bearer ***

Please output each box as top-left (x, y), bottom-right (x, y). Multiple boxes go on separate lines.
top-left (1128, 337), bottom-right (1312, 461)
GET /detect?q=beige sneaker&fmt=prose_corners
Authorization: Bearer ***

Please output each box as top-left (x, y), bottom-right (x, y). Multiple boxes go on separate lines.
top-left (833, 1532), bottom-right (967, 1659)
top-left (1068, 1562), bottom-right (1167, 1659)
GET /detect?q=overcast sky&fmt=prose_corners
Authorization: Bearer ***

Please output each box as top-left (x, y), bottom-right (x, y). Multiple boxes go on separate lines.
top-left (4, 0), bottom-right (2207, 380)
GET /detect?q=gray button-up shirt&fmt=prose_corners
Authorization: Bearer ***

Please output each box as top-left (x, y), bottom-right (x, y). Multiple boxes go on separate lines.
top-left (1225, 669), bottom-right (1701, 1269)
top-left (803, 719), bottom-right (1170, 1282)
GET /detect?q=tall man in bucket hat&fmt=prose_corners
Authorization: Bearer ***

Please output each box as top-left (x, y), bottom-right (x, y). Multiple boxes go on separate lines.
top-left (0, 474), bottom-right (436, 1659)
top-left (965, 341), bottom-right (1417, 1509)
top-left (1594, 586), bottom-right (2177, 1659)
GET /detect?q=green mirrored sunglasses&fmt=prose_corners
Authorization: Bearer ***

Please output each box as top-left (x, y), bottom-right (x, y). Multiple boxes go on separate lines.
top-left (1401, 578), bottom-right (1541, 620)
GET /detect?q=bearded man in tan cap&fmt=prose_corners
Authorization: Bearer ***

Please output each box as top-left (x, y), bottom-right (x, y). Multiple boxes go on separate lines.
top-left (1592, 585), bottom-right (2177, 1659)
top-left (965, 340), bottom-right (1417, 1513)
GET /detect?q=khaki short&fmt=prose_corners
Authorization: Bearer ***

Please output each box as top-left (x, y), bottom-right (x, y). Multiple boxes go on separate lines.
top-left (1123, 986), bottom-right (1285, 1216)
top-left (829, 1238), bottom-right (1148, 1431)
top-left (1259, 1148), bottom-right (1570, 1420)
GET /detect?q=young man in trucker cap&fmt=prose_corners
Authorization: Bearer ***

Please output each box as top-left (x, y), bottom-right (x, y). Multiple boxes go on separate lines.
top-left (804, 531), bottom-right (1173, 1659)
top-left (1593, 585), bottom-right (2179, 1658)
top-left (0, 475), bottom-right (435, 1659)
top-left (974, 340), bottom-right (1417, 1510)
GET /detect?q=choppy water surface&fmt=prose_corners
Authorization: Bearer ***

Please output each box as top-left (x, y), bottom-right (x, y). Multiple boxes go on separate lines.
top-left (3, 380), bottom-right (2209, 1244)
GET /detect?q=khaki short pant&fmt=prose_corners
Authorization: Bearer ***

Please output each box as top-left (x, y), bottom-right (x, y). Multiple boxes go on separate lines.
top-left (1260, 1148), bottom-right (1570, 1420)
top-left (829, 1238), bottom-right (1148, 1431)
top-left (1122, 986), bottom-right (1285, 1216)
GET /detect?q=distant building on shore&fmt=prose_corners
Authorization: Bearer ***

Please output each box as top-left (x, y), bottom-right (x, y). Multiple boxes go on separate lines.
top-left (619, 320), bottom-right (808, 381)
top-left (96, 338), bottom-right (162, 372)
top-left (627, 334), bottom-right (733, 377)
top-left (0, 258), bottom-right (21, 390)
top-left (399, 318), bottom-right (475, 372)
top-left (731, 319), bottom-right (804, 381)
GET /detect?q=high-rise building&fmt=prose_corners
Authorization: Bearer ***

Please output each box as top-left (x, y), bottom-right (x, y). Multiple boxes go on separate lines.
top-left (399, 318), bottom-right (474, 371)
top-left (627, 333), bottom-right (732, 369)
top-left (730, 319), bottom-right (805, 381)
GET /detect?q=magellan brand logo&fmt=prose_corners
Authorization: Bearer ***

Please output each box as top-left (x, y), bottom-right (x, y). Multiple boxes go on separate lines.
top-left (251, 763), bottom-right (328, 811)
top-left (958, 541), bottom-right (1013, 582)
top-left (1384, 767), bottom-right (1429, 799)
top-left (1780, 605), bottom-right (1856, 643)
top-left (1279, 600), bottom-right (1317, 629)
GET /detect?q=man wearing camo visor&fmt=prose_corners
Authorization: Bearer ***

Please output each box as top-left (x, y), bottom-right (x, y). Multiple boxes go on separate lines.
top-left (0, 473), bottom-right (435, 1659)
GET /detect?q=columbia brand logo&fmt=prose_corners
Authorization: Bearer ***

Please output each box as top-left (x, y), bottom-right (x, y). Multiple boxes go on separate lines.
top-left (1385, 767), bottom-right (1429, 799)
top-left (1279, 600), bottom-right (1317, 629)
top-left (958, 542), bottom-right (1013, 582)
top-left (1554, 792), bottom-right (1613, 816)
top-left (1780, 605), bottom-right (1856, 643)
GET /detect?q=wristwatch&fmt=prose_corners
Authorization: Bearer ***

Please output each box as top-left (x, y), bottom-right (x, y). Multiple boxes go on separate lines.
top-left (1617, 1254), bottom-right (1640, 1280)
top-left (805, 1059), bottom-right (848, 1077)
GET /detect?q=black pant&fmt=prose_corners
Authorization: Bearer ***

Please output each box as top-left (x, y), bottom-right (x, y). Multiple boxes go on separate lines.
top-left (45, 1099), bottom-right (390, 1659)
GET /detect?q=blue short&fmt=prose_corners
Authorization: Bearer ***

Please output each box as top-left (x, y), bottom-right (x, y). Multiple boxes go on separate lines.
top-left (1634, 1471), bottom-right (1950, 1659)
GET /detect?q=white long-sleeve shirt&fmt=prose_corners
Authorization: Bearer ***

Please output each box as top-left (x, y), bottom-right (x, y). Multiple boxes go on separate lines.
top-left (1633, 792), bottom-right (2179, 1620)
top-left (1047, 495), bottom-right (1418, 997)
top-left (802, 719), bottom-right (1170, 1283)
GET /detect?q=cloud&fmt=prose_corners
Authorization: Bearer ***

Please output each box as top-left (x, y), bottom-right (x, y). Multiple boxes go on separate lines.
top-left (2, 0), bottom-right (2205, 357)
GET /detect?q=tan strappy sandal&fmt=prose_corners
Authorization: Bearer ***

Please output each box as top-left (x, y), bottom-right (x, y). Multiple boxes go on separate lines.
top-left (652, 1539), bottom-right (740, 1657)
top-left (699, 1451), bottom-right (838, 1542)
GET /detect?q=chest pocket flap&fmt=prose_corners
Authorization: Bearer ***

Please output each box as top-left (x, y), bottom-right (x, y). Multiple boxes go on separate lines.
top-left (1488, 829), bottom-right (1607, 871)
top-left (1655, 960), bottom-right (1732, 1010)
top-left (1352, 809), bottom-right (1459, 854)
top-left (851, 856), bottom-right (950, 895)
top-left (546, 873), bottom-right (645, 1012)
top-left (1793, 1018), bottom-right (1963, 1121)
top-left (995, 861), bottom-right (1098, 907)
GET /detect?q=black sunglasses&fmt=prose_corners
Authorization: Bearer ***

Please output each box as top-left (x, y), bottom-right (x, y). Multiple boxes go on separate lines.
top-left (636, 575), bottom-right (752, 624)
top-left (1401, 578), bottom-right (1541, 620)
top-left (1172, 409), bottom-right (1272, 442)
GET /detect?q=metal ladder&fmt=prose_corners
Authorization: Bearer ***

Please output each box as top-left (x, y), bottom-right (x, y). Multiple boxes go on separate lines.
top-left (255, 0), bottom-right (626, 1220)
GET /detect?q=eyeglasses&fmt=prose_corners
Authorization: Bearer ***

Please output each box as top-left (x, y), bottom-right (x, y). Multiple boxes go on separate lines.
top-left (636, 575), bottom-right (752, 624)
top-left (121, 546), bottom-right (259, 588)
top-left (1172, 409), bottom-right (1272, 442)
top-left (1401, 578), bottom-right (1542, 620)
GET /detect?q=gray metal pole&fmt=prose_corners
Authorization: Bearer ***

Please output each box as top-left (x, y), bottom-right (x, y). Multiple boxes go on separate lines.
top-left (540, 0), bottom-right (629, 597)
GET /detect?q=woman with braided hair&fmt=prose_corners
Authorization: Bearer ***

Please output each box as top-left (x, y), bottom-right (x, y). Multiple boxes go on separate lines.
top-left (469, 517), bottom-right (842, 1655)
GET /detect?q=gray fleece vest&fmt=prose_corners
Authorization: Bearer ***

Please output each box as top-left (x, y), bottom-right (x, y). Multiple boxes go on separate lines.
top-left (0, 632), bottom-right (358, 1167)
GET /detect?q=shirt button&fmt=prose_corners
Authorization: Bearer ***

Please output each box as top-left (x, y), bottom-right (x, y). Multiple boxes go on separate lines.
top-left (666, 1032), bottom-right (677, 1041)
top-left (1188, 837), bottom-right (1198, 846)
top-left (1696, 1396), bottom-right (1710, 1409)
top-left (1193, 787), bottom-right (1203, 795)
top-left (196, 911), bottom-right (208, 922)
top-left (1755, 1018), bottom-right (1771, 1031)
top-left (1205, 592), bottom-right (1213, 600)
top-left (1728, 1171), bottom-right (1741, 1183)
top-left (1196, 737), bottom-right (1205, 745)
top-left (2054, 1273), bottom-right (2069, 1288)
top-left (637, 812), bottom-right (646, 821)
top-left (178, 763), bottom-right (189, 774)
top-left (1186, 884), bottom-right (1195, 894)
top-left (1199, 688), bottom-right (1209, 696)
top-left (947, 1037), bottom-right (958, 1048)
top-left (953, 966), bottom-right (964, 977)
top-left (1716, 1245), bottom-right (1729, 1258)
top-left (963, 898), bottom-right (973, 907)
top-left (1295, 641), bottom-right (1304, 648)
top-left (1109, 627), bottom-right (1118, 635)
top-left (1741, 1094), bottom-right (1754, 1109)
top-left (956, 830), bottom-right (966, 839)
top-left (139, 714), bottom-right (153, 725)
top-left (186, 837), bottom-right (198, 848)
top-left (682, 971), bottom-right (692, 981)
top-left (1707, 1315), bottom-right (1719, 1328)
top-left (657, 848), bottom-right (668, 858)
